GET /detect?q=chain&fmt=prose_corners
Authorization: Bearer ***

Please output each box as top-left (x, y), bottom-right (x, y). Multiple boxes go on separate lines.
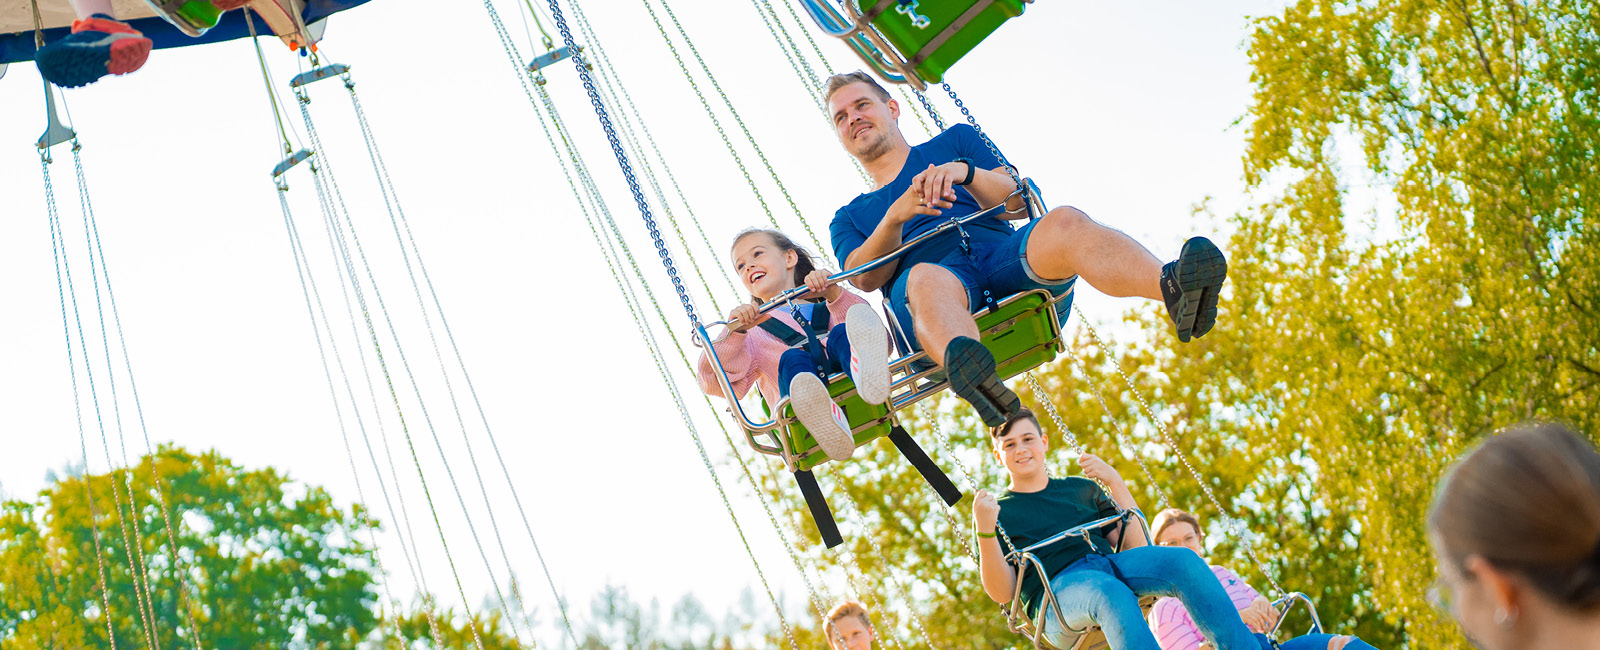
top-left (918, 403), bottom-right (1019, 555)
top-left (72, 145), bottom-right (207, 650)
top-left (1062, 345), bottom-right (1172, 510)
top-left (43, 154), bottom-right (122, 650)
top-left (570, 133), bottom-right (805, 650)
top-left (554, 83), bottom-right (819, 650)
top-left (318, 75), bottom-right (544, 649)
top-left (896, 86), bottom-right (936, 138)
top-left (300, 103), bottom-right (490, 650)
top-left (516, 31), bottom-right (801, 646)
top-left (550, 0), bottom-right (703, 328)
top-left (49, 144), bottom-right (163, 650)
top-left (831, 474), bottom-right (943, 650)
top-left (276, 188), bottom-right (417, 650)
top-left (913, 88), bottom-right (947, 132)
top-left (566, 8), bottom-right (734, 312)
top-left (942, 82), bottom-right (1021, 191)
top-left (1077, 319), bottom-right (1284, 596)
top-left (643, 0), bottom-right (834, 264)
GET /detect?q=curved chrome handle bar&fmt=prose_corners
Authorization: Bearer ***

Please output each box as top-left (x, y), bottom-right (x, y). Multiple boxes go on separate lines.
top-left (1270, 592), bottom-right (1324, 637)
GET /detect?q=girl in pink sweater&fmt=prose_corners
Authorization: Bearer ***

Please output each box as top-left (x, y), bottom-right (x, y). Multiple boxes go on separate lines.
top-left (1147, 508), bottom-right (1378, 650)
top-left (697, 229), bottom-right (892, 463)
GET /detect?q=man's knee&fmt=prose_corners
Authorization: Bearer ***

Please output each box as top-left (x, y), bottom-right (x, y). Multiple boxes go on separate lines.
top-left (904, 264), bottom-right (966, 310)
top-left (1039, 206), bottom-right (1093, 238)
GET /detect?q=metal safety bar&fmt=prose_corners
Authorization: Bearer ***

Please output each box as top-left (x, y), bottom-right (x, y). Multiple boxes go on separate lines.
top-left (1002, 508), bottom-right (1150, 650)
top-left (1270, 592), bottom-right (1325, 637)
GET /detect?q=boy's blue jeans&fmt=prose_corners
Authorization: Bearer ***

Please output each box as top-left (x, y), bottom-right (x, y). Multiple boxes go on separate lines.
top-left (1038, 546), bottom-right (1272, 650)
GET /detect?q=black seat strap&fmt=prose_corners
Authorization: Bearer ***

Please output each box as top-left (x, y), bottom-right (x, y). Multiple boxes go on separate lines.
top-left (794, 469), bottom-right (843, 548)
top-left (888, 425), bottom-right (963, 507)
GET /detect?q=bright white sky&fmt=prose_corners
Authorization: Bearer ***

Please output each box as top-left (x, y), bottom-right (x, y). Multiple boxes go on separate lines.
top-left (0, 0), bottom-right (1288, 644)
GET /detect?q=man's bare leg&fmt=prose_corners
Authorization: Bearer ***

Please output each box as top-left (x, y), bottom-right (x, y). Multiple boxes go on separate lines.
top-left (904, 264), bottom-right (978, 367)
top-left (1023, 206), bottom-right (1228, 342)
top-left (1024, 206), bottom-right (1163, 300)
top-left (905, 263), bottom-right (1021, 427)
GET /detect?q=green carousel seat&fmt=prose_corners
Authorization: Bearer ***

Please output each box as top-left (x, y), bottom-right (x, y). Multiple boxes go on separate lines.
top-left (800, 0), bottom-right (1030, 87)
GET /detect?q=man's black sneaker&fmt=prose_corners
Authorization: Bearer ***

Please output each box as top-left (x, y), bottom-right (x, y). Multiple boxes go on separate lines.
top-left (1161, 236), bottom-right (1228, 343)
top-left (943, 336), bottom-right (1023, 428)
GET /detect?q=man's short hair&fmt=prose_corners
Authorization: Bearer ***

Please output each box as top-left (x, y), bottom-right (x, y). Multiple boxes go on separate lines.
top-left (825, 71), bottom-right (892, 104)
top-left (825, 601), bottom-right (872, 630)
top-left (990, 408), bottom-right (1041, 440)
top-left (1151, 508), bottom-right (1202, 542)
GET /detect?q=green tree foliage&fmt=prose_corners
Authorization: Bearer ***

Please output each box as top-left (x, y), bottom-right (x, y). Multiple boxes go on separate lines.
top-left (0, 445), bottom-right (381, 649)
top-left (752, 2), bottom-right (1597, 649)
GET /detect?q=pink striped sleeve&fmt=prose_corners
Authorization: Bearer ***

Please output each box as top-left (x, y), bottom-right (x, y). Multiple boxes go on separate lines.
top-left (1148, 597), bottom-right (1204, 650)
top-left (1211, 566), bottom-right (1262, 610)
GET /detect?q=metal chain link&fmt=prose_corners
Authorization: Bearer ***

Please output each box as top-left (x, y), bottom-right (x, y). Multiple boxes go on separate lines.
top-left (322, 72), bottom-right (556, 649)
top-left (1061, 345), bottom-right (1172, 510)
top-left (896, 86), bottom-right (937, 139)
top-left (49, 145), bottom-right (162, 650)
top-left (551, 0), bottom-right (703, 328)
top-left (913, 88), bottom-right (947, 132)
top-left (565, 12), bottom-right (734, 313)
top-left (43, 153), bottom-right (122, 650)
top-left (299, 102), bottom-right (491, 650)
top-left (345, 76), bottom-right (578, 647)
top-left (516, 32), bottom-right (802, 646)
top-left (1077, 319), bottom-right (1285, 596)
top-left (942, 82), bottom-right (1021, 191)
top-left (642, 0), bottom-right (835, 264)
top-left (72, 145), bottom-right (207, 650)
top-left (831, 473), bottom-right (943, 650)
top-left (276, 188), bottom-right (417, 650)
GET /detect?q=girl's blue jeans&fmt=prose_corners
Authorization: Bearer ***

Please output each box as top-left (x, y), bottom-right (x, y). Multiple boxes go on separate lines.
top-left (776, 324), bottom-right (851, 398)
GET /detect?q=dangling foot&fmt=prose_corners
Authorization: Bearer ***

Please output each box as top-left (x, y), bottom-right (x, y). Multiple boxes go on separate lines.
top-left (790, 373), bottom-right (855, 462)
top-left (845, 304), bottom-right (891, 405)
top-left (1161, 236), bottom-right (1228, 343)
top-left (943, 336), bottom-right (1021, 428)
top-left (34, 14), bottom-right (151, 88)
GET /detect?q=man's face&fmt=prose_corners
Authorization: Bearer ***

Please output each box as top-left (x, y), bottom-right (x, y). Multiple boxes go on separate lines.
top-left (829, 82), bottom-right (899, 162)
top-left (826, 616), bottom-right (875, 650)
top-left (992, 419), bottom-right (1048, 478)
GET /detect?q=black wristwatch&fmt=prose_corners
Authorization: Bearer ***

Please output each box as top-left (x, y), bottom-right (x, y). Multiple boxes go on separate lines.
top-left (952, 157), bottom-right (976, 186)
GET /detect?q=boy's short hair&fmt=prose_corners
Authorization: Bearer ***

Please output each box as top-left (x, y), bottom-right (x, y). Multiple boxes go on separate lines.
top-left (990, 408), bottom-right (1041, 440)
top-left (825, 601), bottom-right (872, 630)
top-left (824, 71), bottom-right (892, 104)
top-left (1151, 508), bottom-right (1202, 542)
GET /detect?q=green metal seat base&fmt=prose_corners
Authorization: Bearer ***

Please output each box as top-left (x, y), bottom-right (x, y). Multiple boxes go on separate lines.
top-left (764, 288), bottom-right (1065, 471)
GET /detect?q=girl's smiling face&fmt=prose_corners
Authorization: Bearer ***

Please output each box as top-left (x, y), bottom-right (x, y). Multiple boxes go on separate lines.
top-left (732, 233), bottom-right (798, 301)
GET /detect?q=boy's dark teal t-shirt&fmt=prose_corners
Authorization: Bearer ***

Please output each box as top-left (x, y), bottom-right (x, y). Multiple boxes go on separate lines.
top-left (829, 124), bottom-right (1011, 298)
top-left (985, 477), bottom-right (1120, 617)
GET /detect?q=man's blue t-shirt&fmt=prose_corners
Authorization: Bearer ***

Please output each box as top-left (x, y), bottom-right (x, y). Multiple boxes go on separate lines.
top-left (829, 124), bottom-right (1013, 298)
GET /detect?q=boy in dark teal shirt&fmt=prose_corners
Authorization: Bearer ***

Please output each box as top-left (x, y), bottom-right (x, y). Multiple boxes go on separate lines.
top-left (972, 409), bottom-right (1272, 650)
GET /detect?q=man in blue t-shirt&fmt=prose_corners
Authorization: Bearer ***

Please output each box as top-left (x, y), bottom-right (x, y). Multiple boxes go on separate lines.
top-left (973, 409), bottom-right (1271, 650)
top-left (825, 72), bottom-right (1229, 428)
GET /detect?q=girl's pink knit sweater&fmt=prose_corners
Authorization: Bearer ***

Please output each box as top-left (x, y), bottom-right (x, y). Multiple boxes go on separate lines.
top-left (696, 291), bottom-right (888, 408)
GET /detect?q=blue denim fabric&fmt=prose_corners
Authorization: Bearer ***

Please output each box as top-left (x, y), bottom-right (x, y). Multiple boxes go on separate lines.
top-left (886, 217), bottom-right (1077, 353)
top-left (777, 324), bottom-right (852, 398)
top-left (1038, 546), bottom-right (1272, 650)
top-left (1280, 634), bottom-right (1377, 650)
